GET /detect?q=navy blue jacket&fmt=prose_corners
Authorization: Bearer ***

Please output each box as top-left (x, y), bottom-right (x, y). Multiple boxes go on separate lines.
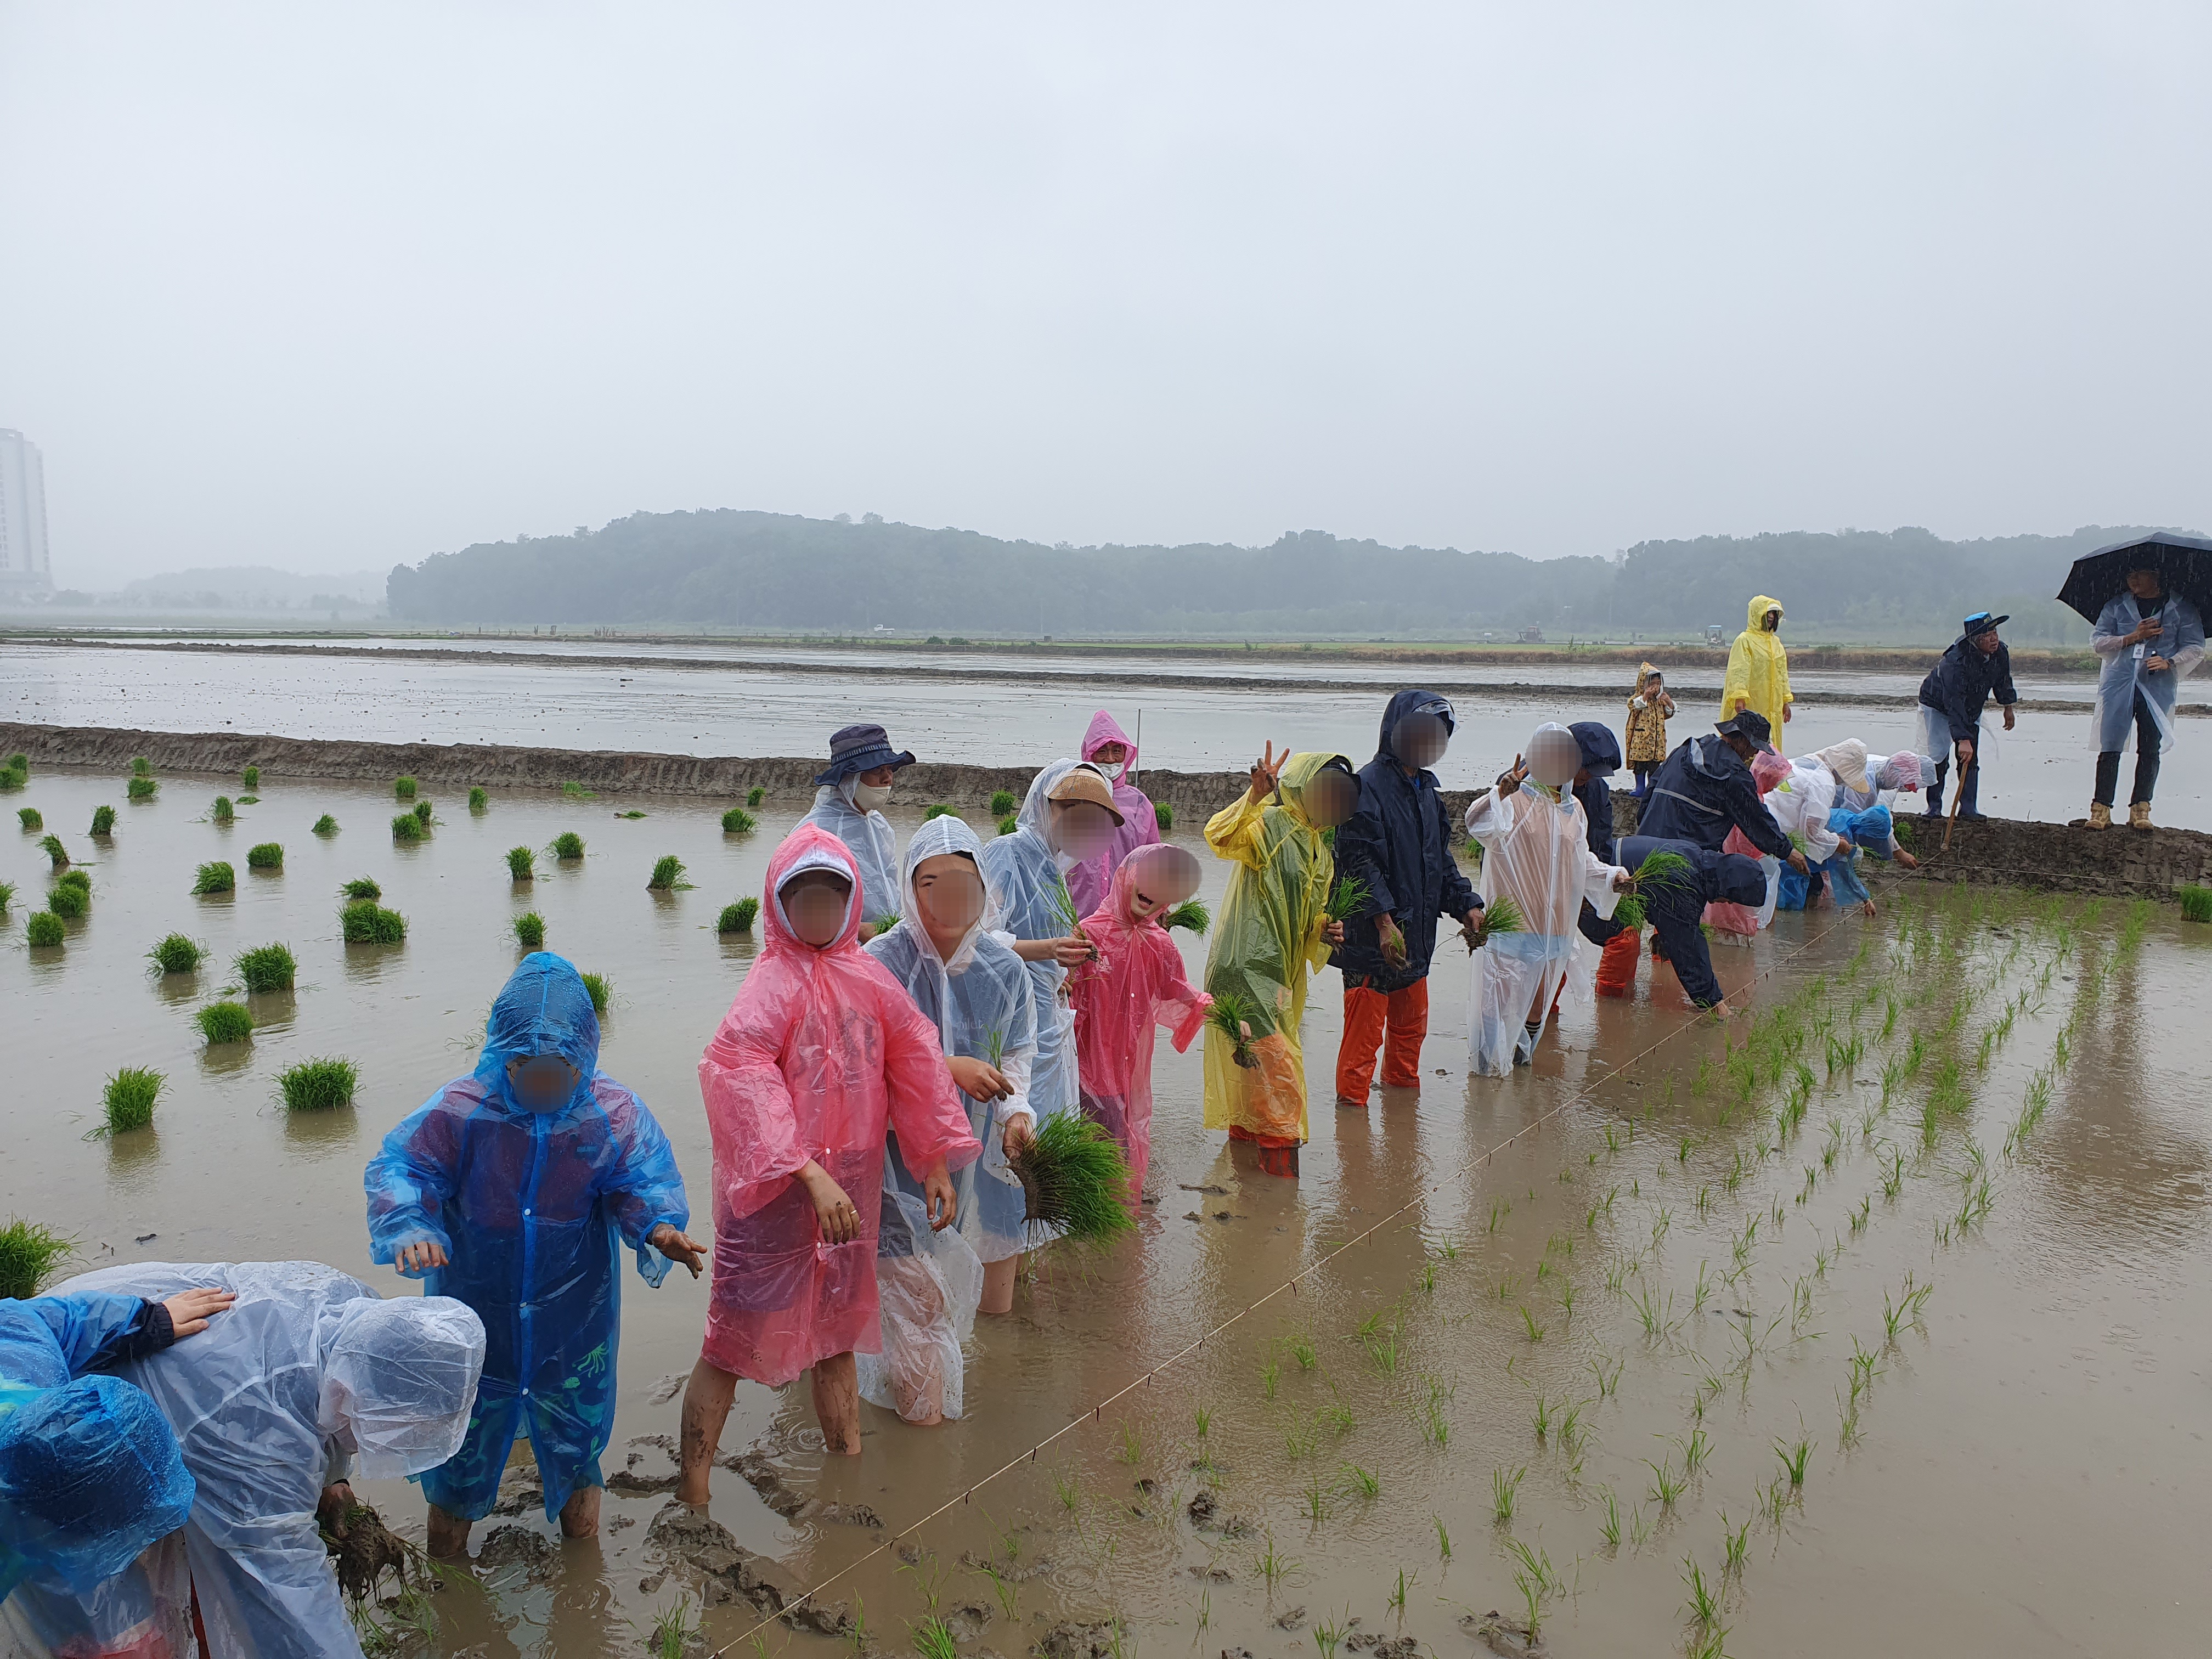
top-left (1618, 835), bottom-right (1767, 1009)
top-left (1571, 722), bottom-right (1623, 946)
top-left (1916, 635), bottom-right (2017, 744)
top-left (1635, 735), bottom-right (1793, 860)
top-left (1332, 689), bottom-right (1483, 993)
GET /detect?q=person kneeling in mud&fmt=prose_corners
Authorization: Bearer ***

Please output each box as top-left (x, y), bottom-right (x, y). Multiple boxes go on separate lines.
top-left (1617, 833), bottom-right (1768, 1015)
top-left (679, 830), bottom-right (982, 1497)
top-left (365, 952), bottom-right (703, 1555)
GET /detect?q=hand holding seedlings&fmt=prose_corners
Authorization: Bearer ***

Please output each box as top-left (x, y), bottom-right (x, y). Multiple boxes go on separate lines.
top-left (647, 1222), bottom-right (707, 1277)
top-left (1001, 1113), bottom-right (1036, 1159)
top-left (162, 1286), bottom-right (237, 1336)
top-left (948, 1056), bottom-right (1014, 1102)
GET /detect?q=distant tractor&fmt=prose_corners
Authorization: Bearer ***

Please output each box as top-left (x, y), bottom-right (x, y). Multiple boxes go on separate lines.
top-left (1517, 626), bottom-right (1546, 644)
top-left (1705, 624), bottom-right (1726, 645)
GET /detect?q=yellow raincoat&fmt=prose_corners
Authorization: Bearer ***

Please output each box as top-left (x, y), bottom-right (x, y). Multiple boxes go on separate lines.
top-left (1200, 752), bottom-right (1343, 1148)
top-left (1623, 661), bottom-right (1674, 766)
top-left (1721, 594), bottom-right (1792, 732)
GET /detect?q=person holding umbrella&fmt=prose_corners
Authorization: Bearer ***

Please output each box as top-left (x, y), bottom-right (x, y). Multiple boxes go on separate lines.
top-left (1915, 613), bottom-right (2017, 821)
top-left (2085, 561), bottom-right (2206, 829)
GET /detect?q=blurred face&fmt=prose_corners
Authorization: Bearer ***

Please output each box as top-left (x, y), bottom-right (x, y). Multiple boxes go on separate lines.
top-left (505, 1054), bottom-right (580, 1113)
top-left (2127, 568), bottom-right (2162, 600)
top-left (1304, 769), bottom-right (1358, 829)
top-left (1530, 730), bottom-right (1581, 788)
top-left (1392, 710), bottom-right (1451, 769)
top-left (781, 870), bottom-right (852, 947)
top-left (913, 853), bottom-right (984, 944)
top-left (1125, 845), bottom-right (1200, 921)
top-left (1050, 799), bottom-right (1118, 860)
top-left (1723, 733), bottom-right (1757, 764)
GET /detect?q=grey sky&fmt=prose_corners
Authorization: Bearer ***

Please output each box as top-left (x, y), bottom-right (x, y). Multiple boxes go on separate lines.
top-left (3, 2), bottom-right (2207, 586)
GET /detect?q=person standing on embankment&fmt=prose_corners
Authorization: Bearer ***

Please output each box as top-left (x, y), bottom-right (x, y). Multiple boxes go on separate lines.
top-left (1722, 595), bottom-right (1793, 735)
top-left (2086, 564), bottom-right (2204, 830)
top-left (1915, 611), bottom-right (2017, 822)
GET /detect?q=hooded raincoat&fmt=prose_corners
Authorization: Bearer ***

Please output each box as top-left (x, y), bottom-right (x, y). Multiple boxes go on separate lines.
top-left (1065, 712), bottom-right (1162, 917)
top-left (1638, 734), bottom-right (1796, 860)
top-left (2089, 591), bottom-right (2205, 755)
top-left (800, 783), bottom-right (902, 925)
top-left (1070, 844), bottom-right (1212, 1198)
top-left (1201, 754), bottom-right (1344, 1146)
top-left (1624, 664), bottom-right (1674, 768)
top-left (0, 1292), bottom-right (180, 1392)
top-left (1463, 760), bottom-right (1627, 1076)
top-left (364, 953), bottom-right (690, 1523)
top-left (698, 827), bottom-right (981, 1387)
top-left (1721, 595), bottom-right (1792, 733)
top-left (978, 762), bottom-right (1092, 1135)
top-left (39, 1261), bottom-right (483, 1659)
top-left (1619, 837), bottom-right (1767, 1008)
top-left (1332, 690), bottom-right (1481, 995)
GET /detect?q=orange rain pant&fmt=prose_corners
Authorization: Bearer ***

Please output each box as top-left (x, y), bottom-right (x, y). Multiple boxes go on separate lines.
top-left (1548, 929), bottom-right (1644, 1023)
top-left (1337, 979), bottom-right (1430, 1099)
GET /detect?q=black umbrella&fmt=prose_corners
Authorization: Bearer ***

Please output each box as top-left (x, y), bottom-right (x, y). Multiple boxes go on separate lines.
top-left (2057, 531), bottom-right (2212, 625)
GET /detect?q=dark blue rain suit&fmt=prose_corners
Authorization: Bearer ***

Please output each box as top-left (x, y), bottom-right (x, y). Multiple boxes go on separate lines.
top-left (1617, 835), bottom-right (1767, 1009)
top-left (1570, 721), bottom-right (1625, 949)
top-left (1635, 734), bottom-right (1794, 860)
top-left (1916, 634), bottom-right (2016, 817)
top-left (365, 952), bottom-right (690, 1522)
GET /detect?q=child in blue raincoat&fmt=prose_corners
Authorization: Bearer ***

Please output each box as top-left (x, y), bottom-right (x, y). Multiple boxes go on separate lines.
top-left (1776, 805), bottom-right (1895, 917)
top-left (365, 952), bottom-right (701, 1554)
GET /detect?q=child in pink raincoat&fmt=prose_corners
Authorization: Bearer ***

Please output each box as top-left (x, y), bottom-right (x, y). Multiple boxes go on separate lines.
top-left (1069, 843), bottom-right (1212, 1203)
top-left (676, 826), bottom-right (980, 1496)
top-left (1064, 710), bottom-right (1164, 917)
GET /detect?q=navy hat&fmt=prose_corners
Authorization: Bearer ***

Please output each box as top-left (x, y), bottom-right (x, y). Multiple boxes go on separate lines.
top-left (1962, 612), bottom-right (2008, 637)
top-left (1714, 709), bottom-right (1775, 753)
top-left (814, 724), bottom-right (917, 786)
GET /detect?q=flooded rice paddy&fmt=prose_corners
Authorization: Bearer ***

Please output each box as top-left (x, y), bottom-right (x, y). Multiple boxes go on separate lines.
top-left (5, 762), bottom-right (2211, 1657)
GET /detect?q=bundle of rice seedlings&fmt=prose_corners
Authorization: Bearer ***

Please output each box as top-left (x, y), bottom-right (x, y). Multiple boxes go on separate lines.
top-left (391, 812), bottom-right (424, 843)
top-left (131, 757), bottom-right (153, 779)
top-left (997, 813), bottom-right (1019, 836)
top-left (923, 803), bottom-right (955, 821)
top-left (0, 881), bottom-right (14, 915)
top-left (411, 800), bottom-right (433, 826)
top-left (193, 861), bottom-right (235, 895)
top-left (868, 913), bottom-right (901, 938)
top-left (246, 842), bottom-right (284, 870)
top-left (313, 814), bottom-right (338, 836)
top-left (561, 780), bottom-right (595, 798)
top-left (1323, 876), bottom-right (1372, 923)
top-left (2179, 884), bottom-right (2212, 924)
top-left (279, 1057), bottom-right (358, 1112)
top-left (57, 868), bottom-right (88, 894)
top-left (341, 900), bottom-right (407, 944)
top-left (990, 789), bottom-right (1017, 816)
top-left (718, 896), bottom-right (760, 934)
top-left (46, 882), bottom-right (87, 920)
top-left (1154, 800), bottom-right (1175, 832)
top-left (1163, 899), bottom-right (1210, 934)
top-left (148, 933), bottom-right (206, 974)
top-left (4, 754), bottom-right (22, 772)
top-left (647, 855), bottom-right (691, 891)
top-left (468, 786), bottom-right (489, 812)
top-left (0, 1218), bottom-right (74, 1299)
top-left (0, 763), bottom-right (24, 792)
top-left (211, 797), bottom-right (235, 823)
top-left (506, 845), bottom-right (537, 881)
top-left (196, 1000), bottom-right (254, 1043)
top-left (236, 795), bottom-right (259, 805)
top-left (580, 972), bottom-right (612, 1015)
top-left (512, 911), bottom-right (546, 948)
top-left (394, 776), bottom-right (417, 799)
top-left (235, 942), bottom-right (298, 993)
top-left (17, 806), bottom-right (41, 831)
top-left (1613, 895), bottom-right (1647, 932)
top-left (242, 765), bottom-right (260, 791)
top-left (552, 832), bottom-right (584, 860)
top-left (1628, 848), bottom-right (1694, 895)
top-left (746, 786), bottom-right (765, 808)
top-left (1208, 990), bottom-right (1260, 1068)
top-left (40, 833), bottom-right (67, 867)
top-left (1007, 1114), bottom-right (1137, 1244)
top-left (720, 807), bottom-right (757, 834)
top-left (341, 876), bottom-right (382, 900)
top-left (127, 777), bottom-right (157, 800)
top-left (26, 910), bottom-right (64, 947)
top-left (89, 805), bottom-right (116, 835)
top-left (615, 809), bottom-right (647, 820)
top-left (1469, 894), bottom-right (1527, 950)
top-left (91, 1067), bottom-right (163, 1137)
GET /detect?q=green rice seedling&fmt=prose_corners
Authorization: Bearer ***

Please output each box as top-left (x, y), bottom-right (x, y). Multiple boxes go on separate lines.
top-left (2180, 884), bottom-right (2212, 924)
top-left (1259, 1357), bottom-right (1280, 1400)
top-left (1491, 1465), bottom-right (1525, 1524)
top-left (1532, 1392), bottom-right (1554, 1443)
top-left (210, 796), bottom-right (235, 825)
top-left (0, 765), bottom-right (21, 792)
top-left (1679, 1427), bottom-right (1712, 1476)
top-left (560, 779), bottom-right (597, 799)
top-left (236, 764), bottom-right (258, 792)
top-left (985, 788), bottom-right (1017, 816)
top-left (246, 841), bottom-right (283, 870)
top-left (1721, 1512), bottom-right (1750, 1576)
top-left (1631, 1285), bottom-right (1672, 1340)
top-left (500, 911), bottom-right (543, 951)
top-left (16, 806), bottom-right (42, 832)
top-left (1775, 1435), bottom-right (1812, 1487)
top-left (26, 910), bottom-right (65, 946)
top-left (646, 854), bottom-right (691, 891)
top-left (1520, 1306), bottom-right (1545, 1344)
top-left (1472, 893), bottom-right (1526, 942)
top-left (505, 845), bottom-right (537, 881)
top-left (1161, 898), bottom-right (1209, 933)
top-left (1589, 1352), bottom-right (1622, 1398)
top-left (234, 941), bottom-right (297, 992)
top-left (1007, 1113), bottom-right (1134, 1243)
top-left (1257, 1531), bottom-right (1294, 1589)
top-left (1645, 1457), bottom-right (1685, 1508)
top-left (1284, 1417), bottom-right (1317, 1460)
top-left (1596, 1485), bottom-right (1624, 1548)
top-left (1207, 990), bottom-right (1260, 1068)
top-left (718, 804), bottom-right (760, 836)
top-left (1880, 1146), bottom-right (1906, 1199)
top-left (468, 786), bottom-right (488, 812)
top-left (55, 868), bottom-right (88, 897)
top-left (1323, 875), bottom-right (1371, 924)
top-left (580, 972), bottom-right (612, 1014)
top-left (1152, 800), bottom-right (1174, 832)
top-left (312, 813), bottom-right (339, 837)
top-left (390, 812), bottom-right (424, 843)
top-left (341, 901), bottom-right (406, 944)
top-left (394, 776), bottom-right (417, 799)
top-left (0, 1218), bottom-right (74, 1300)
top-left (996, 812), bottom-right (1019, 836)
top-left (196, 1000), bottom-right (254, 1044)
top-left (92, 1067), bottom-right (163, 1137)
top-left (919, 802), bottom-right (955, 822)
top-left (1286, 1328), bottom-right (1318, 1369)
top-left (127, 776), bottom-right (157, 801)
top-left (131, 757), bottom-right (153, 779)
top-left (279, 1056), bottom-right (358, 1112)
top-left (1342, 1462), bottom-right (1380, 1499)
top-left (718, 896), bottom-right (760, 934)
top-left (1691, 1260), bottom-right (1713, 1315)
top-left (1112, 1417), bottom-right (1142, 1465)
top-left (0, 881), bottom-right (14, 916)
top-left (650, 1596), bottom-right (701, 1659)
top-left (552, 831), bottom-right (584, 860)
top-left (147, 933), bottom-right (204, 974)
top-left (44, 882), bottom-right (87, 920)
top-left (87, 804), bottom-right (117, 837)
top-left (412, 799), bottom-right (433, 826)
top-left (1682, 1556), bottom-right (1720, 1628)
top-left (40, 833), bottom-right (67, 868)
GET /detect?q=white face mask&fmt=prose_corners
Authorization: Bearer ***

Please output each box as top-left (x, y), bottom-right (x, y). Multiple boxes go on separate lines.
top-left (850, 781), bottom-right (893, 813)
top-left (1094, 759), bottom-right (1126, 782)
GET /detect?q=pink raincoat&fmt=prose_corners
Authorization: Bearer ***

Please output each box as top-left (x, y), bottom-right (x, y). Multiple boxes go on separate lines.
top-left (697, 825), bottom-right (981, 1386)
top-left (1703, 750), bottom-right (1791, 938)
top-left (1065, 711), bottom-right (1163, 917)
top-left (1070, 845), bottom-right (1212, 1202)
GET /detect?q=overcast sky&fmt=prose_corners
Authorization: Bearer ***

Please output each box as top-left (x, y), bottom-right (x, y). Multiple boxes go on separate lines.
top-left (3, 3), bottom-right (2207, 586)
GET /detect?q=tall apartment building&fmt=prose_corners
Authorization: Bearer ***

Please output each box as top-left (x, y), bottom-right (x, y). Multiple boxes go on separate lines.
top-left (0, 429), bottom-right (53, 594)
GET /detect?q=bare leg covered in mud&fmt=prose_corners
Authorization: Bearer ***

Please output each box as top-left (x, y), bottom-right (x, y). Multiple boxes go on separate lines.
top-left (980, 1255), bottom-right (1019, 1317)
top-left (678, 1353), bottom-right (862, 1503)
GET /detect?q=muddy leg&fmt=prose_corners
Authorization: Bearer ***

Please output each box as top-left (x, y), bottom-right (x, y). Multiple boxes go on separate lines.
top-left (979, 1255), bottom-right (1018, 1316)
top-left (558, 1482), bottom-right (602, 1538)
top-left (812, 1352), bottom-right (862, 1454)
top-left (425, 1502), bottom-right (472, 1558)
top-left (676, 1357), bottom-right (741, 1505)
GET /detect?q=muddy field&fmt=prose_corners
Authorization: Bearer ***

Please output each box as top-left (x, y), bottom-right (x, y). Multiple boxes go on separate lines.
top-left (5, 761), bottom-right (2211, 1657)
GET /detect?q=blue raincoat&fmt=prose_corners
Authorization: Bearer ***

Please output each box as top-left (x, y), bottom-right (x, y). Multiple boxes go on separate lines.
top-left (1778, 806), bottom-right (1894, 911)
top-left (0, 1292), bottom-right (173, 1391)
top-left (978, 761), bottom-right (1088, 1133)
top-left (1332, 690), bottom-right (1481, 994)
top-left (365, 953), bottom-right (689, 1523)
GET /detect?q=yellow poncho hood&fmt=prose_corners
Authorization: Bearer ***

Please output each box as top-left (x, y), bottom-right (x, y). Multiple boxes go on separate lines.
top-left (1721, 594), bottom-right (1792, 730)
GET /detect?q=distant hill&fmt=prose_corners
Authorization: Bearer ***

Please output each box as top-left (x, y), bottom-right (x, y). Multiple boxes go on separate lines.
top-left (113, 565), bottom-right (386, 611)
top-left (385, 512), bottom-right (2191, 644)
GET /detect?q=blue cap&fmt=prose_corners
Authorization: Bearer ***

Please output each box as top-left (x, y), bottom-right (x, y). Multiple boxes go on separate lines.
top-left (1962, 612), bottom-right (2008, 636)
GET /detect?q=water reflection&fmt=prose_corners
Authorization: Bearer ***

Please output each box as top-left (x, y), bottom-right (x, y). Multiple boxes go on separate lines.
top-left (281, 1103), bottom-right (363, 1163)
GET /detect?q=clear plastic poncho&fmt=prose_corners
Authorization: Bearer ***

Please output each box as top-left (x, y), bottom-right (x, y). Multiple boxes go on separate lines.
top-left (1065, 711), bottom-right (1163, 917)
top-left (978, 762), bottom-right (1091, 1135)
top-left (2090, 591), bottom-right (2206, 755)
top-left (697, 827), bottom-right (982, 1387)
top-left (1201, 753), bottom-right (1343, 1147)
top-left (364, 951), bottom-right (691, 1523)
top-left (800, 781), bottom-right (904, 924)
top-left (33, 1261), bottom-right (483, 1659)
top-left (1767, 756), bottom-right (1845, 862)
top-left (1463, 727), bottom-right (1625, 1076)
top-left (1071, 844), bottom-right (1211, 1199)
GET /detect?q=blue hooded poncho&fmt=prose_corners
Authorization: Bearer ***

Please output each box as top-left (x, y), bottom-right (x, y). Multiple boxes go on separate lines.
top-left (364, 952), bottom-right (689, 1522)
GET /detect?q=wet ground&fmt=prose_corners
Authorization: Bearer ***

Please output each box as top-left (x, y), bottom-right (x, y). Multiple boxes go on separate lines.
top-left (6, 763), bottom-right (2212, 1657)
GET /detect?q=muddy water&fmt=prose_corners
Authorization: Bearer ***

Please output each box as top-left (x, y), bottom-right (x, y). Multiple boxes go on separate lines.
top-left (6, 764), bottom-right (2211, 1657)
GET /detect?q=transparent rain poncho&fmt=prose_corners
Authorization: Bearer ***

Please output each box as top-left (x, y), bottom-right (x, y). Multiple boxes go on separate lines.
top-left (35, 1261), bottom-right (483, 1659)
top-left (800, 780), bottom-right (904, 924)
top-left (1463, 727), bottom-right (1626, 1076)
top-left (1071, 843), bottom-right (1211, 1199)
top-left (978, 761), bottom-right (1092, 1135)
top-left (1201, 753), bottom-right (1344, 1147)
top-left (1065, 711), bottom-right (1163, 917)
top-left (364, 951), bottom-right (690, 1523)
top-left (698, 827), bottom-right (982, 1387)
top-left (2090, 591), bottom-right (2205, 755)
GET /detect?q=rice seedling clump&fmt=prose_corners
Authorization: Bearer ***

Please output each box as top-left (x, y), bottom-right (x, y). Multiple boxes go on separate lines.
top-left (341, 900), bottom-right (408, 945)
top-left (998, 814), bottom-right (1019, 836)
top-left (131, 757), bottom-right (153, 779)
top-left (196, 1000), bottom-right (255, 1043)
top-left (246, 842), bottom-right (284, 870)
top-left (923, 803), bottom-right (955, 821)
top-left (341, 876), bottom-right (382, 901)
top-left (193, 860), bottom-right (235, 895)
top-left (235, 941), bottom-right (298, 993)
top-left (0, 881), bottom-right (15, 915)
top-left (512, 911), bottom-right (546, 948)
top-left (25, 910), bottom-right (64, 947)
top-left (506, 845), bottom-right (537, 880)
top-left (391, 812), bottom-right (424, 843)
top-left (394, 775), bottom-right (417, 799)
top-left (279, 1057), bottom-right (358, 1112)
top-left (720, 806), bottom-right (757, 834)
top-left (1007, 1115), bottom-right (1136, 1244)
top-left (45, 882), bottom-right (88, 919)
top-left (148, 932), bottom-right (206, 974)
top-left (93, 1067), bottom-right (163, 1137)
top-left (40, 834), bottom-right (67, 867)
top-left (127, 776), bottom-right (157, 801)
top-left (89, 805), bottom-right (116, 835)
top-left (580, 972), bottom-right (612, 1014)
top-left (0, 763), bottom-right (24, 792)
top-left (718, 896), bottom-right (760, 934)
top-left (552, 832), bottom-right (584, 860)
top-left (2181, 884), bottom-right (2212, 924)
top-left (242, 765), bottom-right (260, 791)
top-left (1164, 899), bottom-right (1210, 934)
top-left (411, 800), bottom-right (433, 826)
top-left (313, 814), bottom-right (338, 836)
top-left (57, 868), bottom-right (89, 895)
top-left (646, 855), bottom-right (691, 890)
top-left (746, 786), bottom-right (765, 808)
top-left (0, 1218), bottom-right (73, 1299)
top-left (211, 796), bottom-right (234, 823)
top-left (990, 789), bottom-right (1017, 815)
top-left (16, 806), bottom-right (41, 831)
top-left (468, 786), bottom-right (488, 812)
top-left (1154, 800), bottom-right (1175, 832)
